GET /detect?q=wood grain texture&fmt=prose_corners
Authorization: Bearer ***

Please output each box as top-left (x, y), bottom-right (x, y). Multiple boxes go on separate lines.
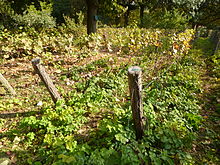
top-left (0, 73), bottom-right (16, 95)
top-left (32, 58), bottom-right (61, 103)
top-left (128, 66), bottom-right (144, 140)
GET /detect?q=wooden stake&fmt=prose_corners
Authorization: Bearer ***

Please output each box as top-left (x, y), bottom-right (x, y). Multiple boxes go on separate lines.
top-left (128, 66), bottom-right (144, 140)
top-left (31, 58), bottom-right (61, 103)
top-left (0, 73), bottom-right (16, 95)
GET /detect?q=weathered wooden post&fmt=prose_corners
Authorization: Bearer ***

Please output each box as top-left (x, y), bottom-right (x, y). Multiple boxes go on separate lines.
top-left (128, 66), bottom-right (144, 140)
top-left (0, 73), bottom-right (16, 95)
top-left (31, 58), bottom-right (61, 103)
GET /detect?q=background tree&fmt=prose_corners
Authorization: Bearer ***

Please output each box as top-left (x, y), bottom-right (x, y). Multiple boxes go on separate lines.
top-left (86, 0), bottom-right (98, 34)
top-left (98, 0), bottom-right (126, 26)
top-left (69, 0), bottom-right (86, 24)
top-left (52, 0), bottom-right (72, 24)
top-left (1, 0), bottom-right (219, 31)
top-left (7, 0), bottom-right (52, 14)
top-left (193, 0), bottom-right (220, 28)
top-left (0, 0), bottom-right (14, 28)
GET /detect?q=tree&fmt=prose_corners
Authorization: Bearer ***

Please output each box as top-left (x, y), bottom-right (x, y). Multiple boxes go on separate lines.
top-left (123, 0), bottom-right (139, 26)
top-left (193, 0), bottom-right (220, 28)
top-left (69, 0), bottom-right (86, 24)
top-left (86, 0), bottom-right (98, 34)
top-left (138, 1), bottom-right (146, 27)
top-left (135, 0), bottom-right (212, 28)
top-left (52, 0), bottom-right (72, 23)
top-left (98, 0), bottom-right (126, 26)
top-left (0, 0), bottom-right (14, 28)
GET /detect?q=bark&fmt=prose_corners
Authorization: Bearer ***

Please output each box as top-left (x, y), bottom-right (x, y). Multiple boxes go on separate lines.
top-left (86, 0), bottom-right (98, 35)
top-left (0, 73), bottom-right (16, 95)
top-left (128, 66), bottom-right (145, 140)
top-left (140, 4), bottom-right (145, 27)
top-left (124, 9), bottom-right (130, 27)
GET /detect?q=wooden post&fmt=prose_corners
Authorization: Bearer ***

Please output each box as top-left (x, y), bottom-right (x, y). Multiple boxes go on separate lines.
top-left (31, 58), bottom-right (61, 103)
top-left (0, 73), bottom-right (16, 95)
top-left (128, 66), bottom-right (144, 140)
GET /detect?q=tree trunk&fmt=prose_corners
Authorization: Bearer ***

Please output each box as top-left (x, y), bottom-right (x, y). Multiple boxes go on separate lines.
top-left (140, 4), bottom-right (145, 27)
top-left (124, 8), bottom-right (130, 27)
top-left (86, 0), bottom-right (98, 35)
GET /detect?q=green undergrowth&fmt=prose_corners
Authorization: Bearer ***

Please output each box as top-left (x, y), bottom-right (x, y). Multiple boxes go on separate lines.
top-left (191, 37), bottom-right (220, 164)
top-left (0, 27), bottom-right (193, 62)
top-left (6, 50), bottom-right (205, 164)
top-left (193, 37), bottom-right (220, 77)
top-left (1, 26), bottom-right (217, 164)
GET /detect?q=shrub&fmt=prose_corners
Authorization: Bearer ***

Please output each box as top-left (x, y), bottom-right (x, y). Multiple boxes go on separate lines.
top-left (52, 0), bottom-right (72, 24)
top-left (143, 9), bottom-right (190, 30)
top-left (0, 0), bottom-right (15, 29)
top-left (58, 12), bottom-right (86, 37)
top-left (12, 1), bottom-right (56, 30)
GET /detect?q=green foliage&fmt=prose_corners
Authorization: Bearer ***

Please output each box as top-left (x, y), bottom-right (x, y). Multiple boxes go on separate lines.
top-left (193, 37), bottom-right (214, 55)
top-left (193, 0), bottom-right (220, 28)
top-left (8, 27), bottom-right (204, 164)
top-left (1, 25), bottom-right (212, 164)
top-left (52, 0), bottom-right (72, 23)
top-left (0, 98), bottom-right (22, 111)
top-left (0, 0), bottom-right (15, 29)
top-left (17, 54), bottom-right (202, 164)
top-left (172, 0), bottom-right (205, 10)
top-left (193, 36), bottom-right (220, 77)
top-left (194, 37), bottom-right (220, 78)
top-left (142, 9), bottom-right (190, 30)
top-left (98, 0), bottom-right (127, 25)
top-left (0, 26), bottom-right (194, 60)
top-left (12, 1), bottom-right (56, 29)
top-left (211, 51), bottom-right (220, 77)
top-left (94, 28), bottom-right (194, 56)
top-left (59, 12), bottom-right (86, 37)
top-left (0, 25), bottom-right (85, 59)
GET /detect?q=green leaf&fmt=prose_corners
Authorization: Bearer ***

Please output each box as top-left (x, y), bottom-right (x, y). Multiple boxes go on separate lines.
top-left (115, 133), bottom-right (128, 144)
